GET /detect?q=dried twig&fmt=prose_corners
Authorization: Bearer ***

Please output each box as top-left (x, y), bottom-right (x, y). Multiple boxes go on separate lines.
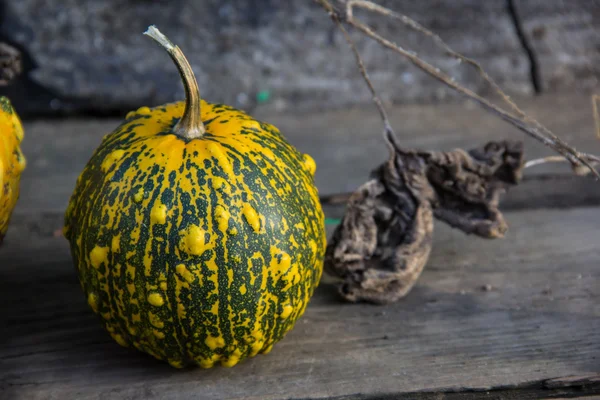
top-left (315, 0), bottom-right (600, 179)
top-left (318, 0), bottom-right (398, 150)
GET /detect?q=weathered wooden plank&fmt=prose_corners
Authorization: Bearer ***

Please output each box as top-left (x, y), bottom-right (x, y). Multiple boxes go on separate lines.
top-left (17, 93), bottom-right (600, 213)
top-left (1, 206), bottom-right (598, 399)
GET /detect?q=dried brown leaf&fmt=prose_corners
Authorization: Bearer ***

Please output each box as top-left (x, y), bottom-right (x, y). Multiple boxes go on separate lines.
top-left (325, 140), bottom-right (524, 304)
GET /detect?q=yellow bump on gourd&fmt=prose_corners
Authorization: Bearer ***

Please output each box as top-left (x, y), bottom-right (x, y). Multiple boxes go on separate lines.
top-left (207, 142), bottom-right (234, 178)
top-left (221, 355), bottom-right (240, 368)
top-left (150, 203), bottom-right (168, 224)
top-left (262, 344), bottom-right (274, 354)
top-left (147, 292), bottom-right (165, 307)
top-left (177, 303), bottom-right (187, 319)
top-left (250, 340), bottom-right (264, 356)
top-left (87, 292), bottom-right (99, 313)
top-left (309, 240), bottom-right (318, 262)
top-left (111, 235), bottom-right (121, 252)
top-left (137, 106), bottom-right (151, 115)
top-left (111, 333), bottom-right (128, 347)
top-left (227, 226), bottom-right (238, 236)
top-left (90, 246), bottom-right (109, 269)
top-left (242, 203), bottom-right (261, 233)
top-left (181, 225), bottom-right (210, 256)
top-left (302, 153), bottom-right (317, 176)
top-left (261, 147), bottom-right (275, 161)
top-left (175, 263), bottom-right (195, 283)
top-left (205, 335), bottom-right (225, 350)
top-left (126, 106), bottom-right (152, 119)
top-left (168, 359), bottom-right (184, 368)
top-left (270, 246), bottom-right (291, 276)
top-left (133, 188), bottom-right (144, 203)
top-left (199, 359), bottom-right (215, 369)
top-left (153, 330), bottom-right (165, 339)
top-left (211, 177), bottom-right (228, 191)
top-left (214, 205), bottom-right (230, 233)
top-left (159, 281), bottom-right (167, 290)
top-left (239, 284), bottom-right (247, 295)
top-left (149, 311), bottom-right (164, 328)
top-left (101, 149), bottom-right (125, 172)
top-left (279, 304), bottom-right (294, 319)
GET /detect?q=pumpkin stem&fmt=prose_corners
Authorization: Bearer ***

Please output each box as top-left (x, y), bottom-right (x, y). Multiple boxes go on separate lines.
top-left (144, 25), bottom-right (205, 139)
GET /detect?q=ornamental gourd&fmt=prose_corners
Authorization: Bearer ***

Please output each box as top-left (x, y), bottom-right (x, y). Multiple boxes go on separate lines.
top-left (0, 96), bottom-right (26, 244)
top-left (64, 26), bottom-right (326, 368)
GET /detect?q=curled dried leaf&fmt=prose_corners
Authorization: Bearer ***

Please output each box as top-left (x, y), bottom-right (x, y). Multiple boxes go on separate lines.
top-left (325, 152), bottom-right (434, 304)
top-left (423, 140), bottom-right (524, 238)
top-left (324, 140), bottom-right (524, 304)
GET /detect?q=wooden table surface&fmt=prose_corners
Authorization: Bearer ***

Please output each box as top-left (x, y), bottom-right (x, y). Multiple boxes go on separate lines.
top-left (1, 94), bottom-right (599, 399)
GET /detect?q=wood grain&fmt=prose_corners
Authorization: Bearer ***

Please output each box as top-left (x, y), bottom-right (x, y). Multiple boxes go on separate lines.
top-left (1, 94), bottom-right (599, 399)
top-left (17, 93), bottom-right (600, 212)
top-left (1, 206), bottom-right (599, 399)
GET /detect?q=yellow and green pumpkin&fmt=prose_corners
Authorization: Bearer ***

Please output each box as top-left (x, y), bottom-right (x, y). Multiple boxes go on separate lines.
top-left (0, 96), bottom-right (26, 243)
top-left (64, 26), bottom-right (326, 368)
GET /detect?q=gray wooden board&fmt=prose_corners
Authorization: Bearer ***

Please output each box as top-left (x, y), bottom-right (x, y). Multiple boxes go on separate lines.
top-left (1, 208), bottom-right (599, 399)
top-left (2, 94), bottom-right (600, 399)
top-left (16, 93), bottom-right (600, 212)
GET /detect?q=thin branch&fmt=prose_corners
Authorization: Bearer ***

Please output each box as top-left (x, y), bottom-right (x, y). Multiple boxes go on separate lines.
top-left (346, 0), bottom-right (525, 119)
top-left (314, 0), bottom-right (600, 179)
top-left (524, 154), bottom-right (599, 175)
top-left (524, 156), bottom-right (569, 169)
top-left (316, 0), bottom-right (399, 150)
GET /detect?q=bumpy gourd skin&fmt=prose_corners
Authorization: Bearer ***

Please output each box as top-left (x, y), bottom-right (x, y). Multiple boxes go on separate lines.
top-left (64, 101), bottom-right (326, 368)
top-left (0, 97), bottom-right (26, 243)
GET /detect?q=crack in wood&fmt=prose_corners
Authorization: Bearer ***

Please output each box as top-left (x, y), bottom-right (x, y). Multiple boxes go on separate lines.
top-left (507, 0), bottom-right (543, 94)
top-left (293, 374), bottom-right (600, 399)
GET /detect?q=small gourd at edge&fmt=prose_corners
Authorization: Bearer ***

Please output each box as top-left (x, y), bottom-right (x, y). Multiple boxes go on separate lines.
top-left (0, 96), bottom-right (26, 244)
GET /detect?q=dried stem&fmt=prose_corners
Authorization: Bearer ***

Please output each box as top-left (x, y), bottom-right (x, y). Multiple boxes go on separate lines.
top-left (314, 0), bottom-right (600, 179)
top-left (317, 0), bottom-right (398, 150)
top-left (144, 25), bottom-right (205, 139)
top-left (524, 156), bottom-right (570, 169)
top-left (524, 154), bottom-right (599, 175)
